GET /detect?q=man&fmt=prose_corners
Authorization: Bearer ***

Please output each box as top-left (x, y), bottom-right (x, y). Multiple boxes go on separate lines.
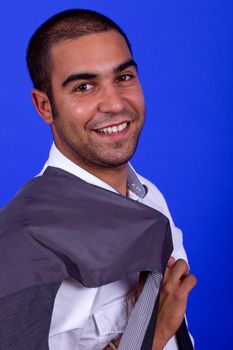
top-left (0, 9), bottom-right (196, 350)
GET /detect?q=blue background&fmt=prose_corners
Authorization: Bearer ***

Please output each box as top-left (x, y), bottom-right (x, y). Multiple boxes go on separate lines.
top-left (1, 1), bottom-right (232, 348)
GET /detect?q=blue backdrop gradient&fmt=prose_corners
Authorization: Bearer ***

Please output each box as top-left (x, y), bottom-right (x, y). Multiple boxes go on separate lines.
top-left (1, 1), bottom-right (232, 349)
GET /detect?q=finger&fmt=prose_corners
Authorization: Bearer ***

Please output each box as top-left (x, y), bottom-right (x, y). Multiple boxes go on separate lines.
top-left (163, 257), bottom-right (176, 281)
top-left (170, 259), bottom-right (189, 279)
top-left (163, 259), bottom-right (189, 288)
top-left (167, 256), bottom-right (176, 268)
top-left (178, 274), bottom-right (197, 297)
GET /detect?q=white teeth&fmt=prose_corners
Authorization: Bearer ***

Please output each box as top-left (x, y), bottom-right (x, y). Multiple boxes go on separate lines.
top-left (97, 122), bottom-right (128, 134)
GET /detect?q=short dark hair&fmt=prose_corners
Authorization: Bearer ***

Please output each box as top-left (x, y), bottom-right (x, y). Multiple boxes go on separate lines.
top-left (26, 9), bottom-right (132, 99)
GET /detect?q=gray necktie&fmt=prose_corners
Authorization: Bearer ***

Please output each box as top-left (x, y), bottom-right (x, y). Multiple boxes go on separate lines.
top-left (118, 273), bottom-right (194, 350)
top-left (118, 271), bottom-right (162, 350)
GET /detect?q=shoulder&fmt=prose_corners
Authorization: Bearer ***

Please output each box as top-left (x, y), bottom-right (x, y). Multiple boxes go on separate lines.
top-left (136, 173), bottom-right (188, 263)
top-left (136, 173), bottom-right (174, 224)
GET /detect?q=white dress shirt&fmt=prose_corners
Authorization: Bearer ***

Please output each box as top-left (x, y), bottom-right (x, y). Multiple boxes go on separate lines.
top-left (39, 143), bottom-right (188, 350)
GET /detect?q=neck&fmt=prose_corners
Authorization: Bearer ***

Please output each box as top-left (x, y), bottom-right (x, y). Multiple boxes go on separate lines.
top-left (55, 144), bottom-right (129, 196)
top-left (81, 163), bottom-right (129, 196)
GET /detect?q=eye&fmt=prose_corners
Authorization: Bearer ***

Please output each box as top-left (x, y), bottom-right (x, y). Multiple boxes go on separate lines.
top-left (74, 82), bottom-right (93, 92)
top-left (116, 74), bottom-right (134, 83)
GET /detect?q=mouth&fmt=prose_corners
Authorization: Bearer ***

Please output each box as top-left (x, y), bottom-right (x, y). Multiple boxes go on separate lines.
top-left (94, 121), bottom-right (129, 135)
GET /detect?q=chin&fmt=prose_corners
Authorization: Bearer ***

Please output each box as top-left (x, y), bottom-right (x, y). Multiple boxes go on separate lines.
top-left (99, 160), bottom-right (129, 169)
top-left (95, 152), bottom-right (136, 168)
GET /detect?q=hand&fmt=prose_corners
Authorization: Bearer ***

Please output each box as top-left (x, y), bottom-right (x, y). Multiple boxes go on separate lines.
top-left (103, 337), bottom-right (121, 350)
top-left (152, 258), bottom-right (197, 350)
top-left (104, 258), bottom-right (197, 350)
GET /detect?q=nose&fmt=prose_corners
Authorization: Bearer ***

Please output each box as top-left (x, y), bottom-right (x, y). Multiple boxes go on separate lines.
top-left (98, 84), bottom-right (126, 114)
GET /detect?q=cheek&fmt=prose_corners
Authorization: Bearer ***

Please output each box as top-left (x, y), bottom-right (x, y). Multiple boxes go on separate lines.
top-left (127, 87), bottom-right (145, 113)
top-left (62, 98), bottom-right (98, 125)
top-left (136, 84), bottom-right (145, 104)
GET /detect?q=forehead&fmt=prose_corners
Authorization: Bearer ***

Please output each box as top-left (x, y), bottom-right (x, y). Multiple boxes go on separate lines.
top-left (50, 31), bottom-right (132, 79)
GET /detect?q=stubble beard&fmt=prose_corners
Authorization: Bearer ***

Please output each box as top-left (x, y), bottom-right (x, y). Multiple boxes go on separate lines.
top-left (54, 120), bottom-right (143, 169)
top-left (51, 100), bottom-right (145, 169)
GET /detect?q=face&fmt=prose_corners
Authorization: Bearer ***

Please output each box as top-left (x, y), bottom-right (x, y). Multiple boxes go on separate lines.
top-left (49, 31), bottom-right (145, 170)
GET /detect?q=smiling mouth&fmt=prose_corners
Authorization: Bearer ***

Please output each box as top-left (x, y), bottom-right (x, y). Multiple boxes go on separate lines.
top-left (95, 122), bottom-right (128, 135)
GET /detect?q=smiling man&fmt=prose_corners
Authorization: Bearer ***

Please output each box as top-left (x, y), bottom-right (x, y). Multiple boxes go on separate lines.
top-left (32, 29), bottom-right (145, 194)
top-left (0, 9), bottom-right (196, 350)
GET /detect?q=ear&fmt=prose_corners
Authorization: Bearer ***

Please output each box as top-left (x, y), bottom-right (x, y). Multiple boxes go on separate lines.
top-left (31, 88), bottom-right (53, 124)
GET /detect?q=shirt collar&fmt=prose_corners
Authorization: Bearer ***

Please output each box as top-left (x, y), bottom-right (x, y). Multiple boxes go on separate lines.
top-left (41, 143), bottom-right (146, 199)
top-left (127, 164), bottom-right (147, 198)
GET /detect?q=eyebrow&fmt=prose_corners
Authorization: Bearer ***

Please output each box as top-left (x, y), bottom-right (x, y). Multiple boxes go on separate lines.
top-left (61, 58), bottom-right (138, 88)
top-left (114, 58), bottom-right (137, 73)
